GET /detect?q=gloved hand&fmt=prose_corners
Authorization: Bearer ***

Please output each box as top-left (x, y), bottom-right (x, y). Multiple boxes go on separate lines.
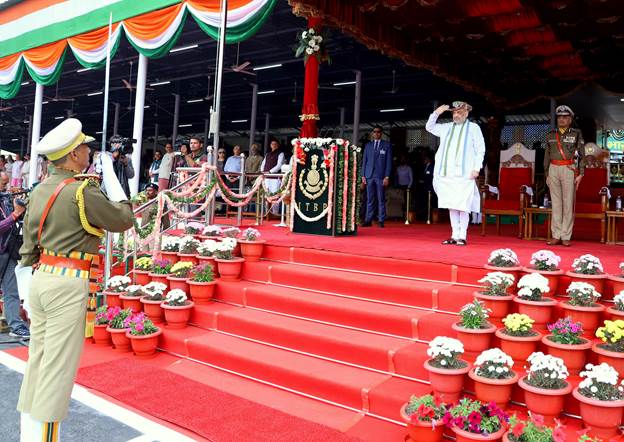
top-left (97, 151), bottom-right (128, 202)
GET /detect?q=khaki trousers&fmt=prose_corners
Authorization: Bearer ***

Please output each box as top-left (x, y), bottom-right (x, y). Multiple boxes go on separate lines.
top-left (547, 164), bottom-right (576, 241)
top-left (17, 270), bottom-right (88, 422)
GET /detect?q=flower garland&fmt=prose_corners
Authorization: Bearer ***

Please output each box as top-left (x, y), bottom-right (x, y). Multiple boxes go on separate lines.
top-left (294, 27), bottom-right (330, 64)
top-left (290, 148), bottom-right (298, 231)
top-left (325, 146), bottom-right (335, 229)
top-left (342, 144), bottom-right (349, 232)
top-left (294, 201), bottom-right (330, 222)
top-left (351, 148), bottom-right (360, 231)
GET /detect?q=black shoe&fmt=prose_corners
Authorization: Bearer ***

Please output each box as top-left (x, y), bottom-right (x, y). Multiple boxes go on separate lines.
top-left (9, 325), bottom-right (30, 340)
top-left (456, 239), bottom-right (467, 246)
top-left (379, 221), bottom-right (384, 228)
top-left (442, 238), bottom-right (457, 245)
top-left (361, 221), bottom-right (372, 227)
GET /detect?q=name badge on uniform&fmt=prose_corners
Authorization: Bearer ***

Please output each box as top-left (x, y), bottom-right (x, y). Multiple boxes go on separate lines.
top-left (380, 149), bottom-right (386, 155)
top-left (563, 136), bottom-right (575, 143)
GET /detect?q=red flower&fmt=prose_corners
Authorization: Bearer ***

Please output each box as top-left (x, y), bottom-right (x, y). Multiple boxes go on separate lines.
top-left (552, 426), bottom-right (566, 442)
top-left (468, 411), bottom-right (482, 425)
top-left (417, 403), bottom-right (434, 419)
top-left (530, 413), bottom-right (544, 428)
top-left (512, 422), bottom-right (525, 438)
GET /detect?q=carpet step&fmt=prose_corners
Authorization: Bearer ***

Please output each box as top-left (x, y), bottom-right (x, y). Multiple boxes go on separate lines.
top-left (214, 281), bottom-right (457, 339)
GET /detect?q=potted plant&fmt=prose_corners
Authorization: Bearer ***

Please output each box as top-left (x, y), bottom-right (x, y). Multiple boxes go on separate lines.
top-left (474, 272), bottom-right (515, 325)
top-left (161, 289), bottom-right (194, 329)
top-left (485, 248), bottom-right (522, 281)
top-left (593, 320), bottom-right (624, 375)
top-left (106, 307), bottom-right (133, 352)
top-left (160, 236), bottom-right (180, 264)
top-left (188, 263), bottom-right (217, 305)
top-left (607, 263), bottom-right (624, 302)
top-left (442, 398), bottom-right (508, 442)
top-left (149, 258), bottom-right (171, 287)
top-left (424, 336), bottom-right (470, 403)
top-left (452, 300), bottom-right (496, 358)
top-left (505, 413), bottom-right (566, 442)
top-left (177, 235), bottom-right (200, 265)
top-left (125, 312), bottom-right (162, 359)
top-left (542, 316), bottom-right (592, 375)
top-left (607, 291), bottom-right (624, 321)
top-left (222, 227), bottom-right (241, 255)
top-left (495, 313), bottom-right (542, 363)
top-left (184, 221), bottom-right (204, 237)
top-left (567, 254), bottom-right (606, 295)
top-left (133, 256), bottom-right (153, 285)
top-left (167, 261), bottom-right (194, 293)
top-left (238, 227), bottom-right (266, 262)
top-left (200, 224), bottom-right (221, 240)
top-left (513, 273), bottom-right (555, 331)
top-left (468, 348), bottom-right (517, 409)
top-left (93, 305), bottom-right (112, 346)
top-left (522, 250), bottom-right (563, 296)
top-left (140, 281), bottom-right (168, 324)
top-left (400, 394), bottom-right (448, 442)
top-left (118, 284), bottom-right (145, 313)
top-left (573, 362), bottom-right (624, 439)
top-left (196, 240), bottom-right (218, 274)
top-left (560, 281), bottom-right (605, 336)
top-left (518, 352), bottom-right (571, 424)
top-left (103, 275), bottom-right (132, 308)
top-left (214, 237), bottom-right (244, 281)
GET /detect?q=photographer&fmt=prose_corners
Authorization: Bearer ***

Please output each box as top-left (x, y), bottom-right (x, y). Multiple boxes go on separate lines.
top-left (110, 137), bottom-right (135, 197)
top-left (0, 171), bottom-right (29, 339)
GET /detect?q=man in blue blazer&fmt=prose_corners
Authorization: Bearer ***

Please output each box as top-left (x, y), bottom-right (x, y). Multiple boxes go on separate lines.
top-left (361, 126), bottom-right (392, 227)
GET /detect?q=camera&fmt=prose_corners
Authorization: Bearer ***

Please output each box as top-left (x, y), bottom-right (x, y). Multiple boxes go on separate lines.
top-left (109, 134), bottom-right (136, 156)
top-left (0, 189), bottom-right (29, 208)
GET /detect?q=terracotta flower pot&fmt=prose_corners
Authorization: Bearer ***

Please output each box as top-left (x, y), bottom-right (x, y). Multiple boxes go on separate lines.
top-left (607, 306), bottom-right (624, 322)
top-left (452, 425), bottom-right (506, 442)
top-left (238, 239), bottom-right (266, 262)
top-left (148, 272), bottom-right (169, 289)
top-left (119, 294), bottom-right (143, 313)
top-left (542, 334), bottom-right (592, 375)
top-left (188, 280), bottom-right (217, 305)
top-left (103, 290), bottom-right (124, 308)
top-left (607, 274), bottom-right (624, 303)
top-left (592, 342), bottom-right (624, 376)
top-left (560, 301), bottom-right (606, 337)
top-left (484, 264), bottom-right (522, 293)
top-left (107, 326), bottom-right (131, 352)
top-left (133, 270), bottom-right (151, 285)
top-left (215, 257), bottom-right (245, 282)
top-left (573, 387), bottom-right (624, 439)
top-left (92, 324), bottom-right (111, 346)
top-left (140, 297), bottom-right (165, 324)
top-left (468, 368), bottom-right (518, 409)
top-left (177, 253), bottom-right (198, 265)
top-left (495, 329), bottom-right (542, 363)
top-left (522, 267), bottom-right (563, 296)
top-left (566, 271), bottom-right (606, 296)
top-left (512, 297), bottom-right (557, 332)
top-left (196, 255), bottom-right (218, 276)
top-left (161, 301), bottom-right (195, 329)
top-left (424, 358), bottom-right (470, 404)
top-left (452, 322), bottom-right (497, 359)
top-left (198, 234), bottom-right (220, 241)
top-left (473, 291), bottom-right (514, 326)
top-left (400, 403), bottom-right (444, 442)
top-left (160, 251), bottom-right (179, 265)
top-left (167, 275), bottom-right (190, 294)
top-left (518, 376), bottom-right (572, 425)
top-left (126, 328), bottom-right (162, 359)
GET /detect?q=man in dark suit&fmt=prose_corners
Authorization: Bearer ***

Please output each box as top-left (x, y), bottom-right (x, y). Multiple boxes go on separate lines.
top-left (361, 126), bottom-right (392, 227)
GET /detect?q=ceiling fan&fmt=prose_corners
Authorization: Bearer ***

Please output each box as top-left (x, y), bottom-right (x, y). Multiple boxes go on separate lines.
top-left (383, 70), bottom-right (400, 94)
top-left (226, 43), bottom-right (256, 76)
top-left (0, 99), bottom-right (15, 111)
top-left (44, 82), bottom-right (74, 102)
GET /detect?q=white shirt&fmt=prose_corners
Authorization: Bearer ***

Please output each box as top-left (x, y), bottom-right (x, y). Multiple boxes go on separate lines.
top-left (260, 152), bottom-right (285, 174)
top-left (158, 152), bottom-right (174, 180)
top-left (224, 155), bottom-right (243, 173)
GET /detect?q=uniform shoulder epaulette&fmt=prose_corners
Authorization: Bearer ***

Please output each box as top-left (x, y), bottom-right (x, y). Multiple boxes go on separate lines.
top-left (74, 174), bottom-right (101, 186)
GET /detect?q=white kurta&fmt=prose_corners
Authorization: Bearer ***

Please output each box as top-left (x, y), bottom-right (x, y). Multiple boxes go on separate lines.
top-left (426, 112), bottom-right (485, 212)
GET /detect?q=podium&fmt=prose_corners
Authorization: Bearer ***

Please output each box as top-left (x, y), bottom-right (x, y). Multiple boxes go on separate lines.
top-left (291, 138), bottom-right (361, 236)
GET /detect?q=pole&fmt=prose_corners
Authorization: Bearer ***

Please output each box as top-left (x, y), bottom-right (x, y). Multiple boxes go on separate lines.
top-left (427, 190), bottom-right (432, 224)
top-left (153, 123), bottom-right (159, 150)
top-left (405, 188), bottom-right (411, 225)
top-left (263, 113), bottom-right (270, 155)
top-left (205, 146), bottom-right (214, 225)
top-left (249, 83), bottom-right (258, 150)
top-left (236, 153), bottom-right (245, 226)
top-left (275, 194), bottom-right (287, 227)
top-left (172, 93), bottom-right (180, 143)
top-left (113, 102), bottom-right (120, 135)
top-left (129, 53), bottom-right (148, 196)
top-left (26, 115), bottom-right (32, 154)
top-left (352, 70), bottom-right (361, 146)
top-left (203, 119), bottom-right (209, 148)
top-left (28, 83), bottom-right (43, 186)
top-left (339, 107), bottom-right (345, 138)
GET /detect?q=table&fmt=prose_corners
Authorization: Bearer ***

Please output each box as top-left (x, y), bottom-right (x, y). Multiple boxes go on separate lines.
top-left (524, 206), bottom-right (552, 241)
top-left (606, 210), bottom-right (624, 245)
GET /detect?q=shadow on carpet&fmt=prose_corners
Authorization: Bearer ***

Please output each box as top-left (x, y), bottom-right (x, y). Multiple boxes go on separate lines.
top-left (76, 357), bottom-right (362, 442)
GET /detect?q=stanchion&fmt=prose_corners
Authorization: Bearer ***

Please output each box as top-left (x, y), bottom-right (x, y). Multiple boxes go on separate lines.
top-left (236, 154), bottom-right (246, 226)
top-left (405, 188), bottom-right (411, 225)
top-left (427, 190), bottom-right (432, 225)
top-left (205, 146), bottom-right (214, 226)
top-left (274, 199), bottom-right (287, 227)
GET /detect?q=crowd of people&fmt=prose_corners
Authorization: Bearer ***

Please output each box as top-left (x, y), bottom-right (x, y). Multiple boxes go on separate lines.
top-left (0, 153), bottom-right (48, 191)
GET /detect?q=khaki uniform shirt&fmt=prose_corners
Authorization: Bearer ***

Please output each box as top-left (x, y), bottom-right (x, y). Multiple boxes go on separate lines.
top-left (19, 168), bottom-right (134, 266)
top-left (245, 154), bottom-right (263, 175)
top-left (544, 127), bottom-right (585, 177)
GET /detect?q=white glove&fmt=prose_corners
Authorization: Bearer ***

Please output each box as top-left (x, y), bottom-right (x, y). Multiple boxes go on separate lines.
top-left (14, 264), bottom-right (32, 318)
top-left (97, 151), bottom-right (128, 202)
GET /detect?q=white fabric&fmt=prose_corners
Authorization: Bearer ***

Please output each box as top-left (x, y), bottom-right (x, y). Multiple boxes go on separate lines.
top-left (158, 152), bottom-right (174, 180)
top-left (449, 209), bottom-right (470, 240)
top-left (23, 56), bottom-right (61, 77)
top-left (122, 6), bottom-right (186, 51)
top-left (434, 176), bottom-right (481, 212)
top-left (97, 151), bottom-right (127, 202)
top-left (487, 185), bottom-right (499, 195)
top-left (187, 0), bottom-right (271, 27)
top-left (0, 56), bottom-right (23, 85)
top-left (20, 413), bottom-right (60, 442)
top-left (260, 152), bottom-right (285, 174)
top-left (69, 25), bottom-right (122, 64)
top-left (14, 264), bottom-right (32, 317)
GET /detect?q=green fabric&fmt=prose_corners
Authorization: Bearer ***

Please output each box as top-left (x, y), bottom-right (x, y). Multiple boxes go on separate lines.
top-left (0, 58), bottom-right (24, 99)
top-left (192, 0), bottom-right (278, 44)
top-left (0, 0), bottom-right (182, 58)
top-left (125, 8), bottom-right (188, 59)
top-left (24, 47), bottom-right (67, 86)
top-left (72, 32), bottom-right (122, 70)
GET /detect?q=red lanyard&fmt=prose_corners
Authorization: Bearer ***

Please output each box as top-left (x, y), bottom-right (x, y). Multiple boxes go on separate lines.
top-left (555, 131), bottom-right (569, 161)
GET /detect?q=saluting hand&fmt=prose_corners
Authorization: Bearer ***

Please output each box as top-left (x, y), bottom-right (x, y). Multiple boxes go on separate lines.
top-left (434, 104), bottom-right (450, 115)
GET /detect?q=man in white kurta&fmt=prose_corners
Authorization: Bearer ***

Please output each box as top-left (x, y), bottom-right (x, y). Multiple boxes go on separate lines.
top-left (426, 101), bottom-right (485, 245)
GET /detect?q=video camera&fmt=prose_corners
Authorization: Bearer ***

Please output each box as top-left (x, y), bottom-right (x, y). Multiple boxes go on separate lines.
top-left (0, 189), bottom-right (30, 208)
top-left (109, 134), bottom-right (136, 156)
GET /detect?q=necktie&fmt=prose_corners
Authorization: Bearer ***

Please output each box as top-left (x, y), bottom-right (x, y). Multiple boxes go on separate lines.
top-left (375, 140), bottom-right (379, 152)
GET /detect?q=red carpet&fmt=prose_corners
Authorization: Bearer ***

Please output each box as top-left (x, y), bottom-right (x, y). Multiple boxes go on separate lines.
top-left (75, 357), bottom-right (362, 442)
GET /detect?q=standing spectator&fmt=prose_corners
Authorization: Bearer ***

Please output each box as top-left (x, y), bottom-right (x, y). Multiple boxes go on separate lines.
top-left (224, 145), bottom-right (243, 188)
top-left (158, 142), bottom-right (175, 191)
top-left (148, 150), bottom-right (162, 185)
top-left (261, 140), bottom-right (285, 215)
top-left (185, 137), bottom-right (206, 166)
top-left (10, 153), bottom-right (23, 189)
top-left (111, 144), bottom-right (135, 198)
top-left (246, 143), bottom-right (263, 176)
top-left (21, 154), bottom-right (31, 189)
top-left (216, 148), bottom-right (226, 171)
top-left (361, 126), bottom-right (392, 228)
top-left (174, 143), bottom-right (190, 170)
top-left (395, 155), bottom-right (413, 189)
top-left (6, 156), bottom-right (14, 184)
top-left (0, 155), bottom-right (6, 172)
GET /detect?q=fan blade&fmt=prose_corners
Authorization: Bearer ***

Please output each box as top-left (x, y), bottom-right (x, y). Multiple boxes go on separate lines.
top-left (231, 61), bottom-right (251, 72)
top-left (122, 79), bottom-right (132, 90)
top-left (238, 69), bottom-right (257, 76)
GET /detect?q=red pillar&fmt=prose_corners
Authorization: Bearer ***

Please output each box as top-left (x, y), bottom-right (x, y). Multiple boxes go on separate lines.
top-left (300, 17), bottom-right (322, 138)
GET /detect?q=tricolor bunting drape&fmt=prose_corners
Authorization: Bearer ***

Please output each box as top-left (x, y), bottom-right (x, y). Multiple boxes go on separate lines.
top-left (0, 0), bottom-right (277, 99)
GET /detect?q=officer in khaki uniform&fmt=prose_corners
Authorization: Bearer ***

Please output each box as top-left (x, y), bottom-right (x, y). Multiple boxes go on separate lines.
top-left (544, 105), bottom-right (585, 246)
top-left (16, 119), bottom-right (134, 441)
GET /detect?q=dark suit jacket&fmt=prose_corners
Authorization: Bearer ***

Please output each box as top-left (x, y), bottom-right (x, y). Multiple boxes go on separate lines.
top-left (362, 140), bottom-right (392, 180)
